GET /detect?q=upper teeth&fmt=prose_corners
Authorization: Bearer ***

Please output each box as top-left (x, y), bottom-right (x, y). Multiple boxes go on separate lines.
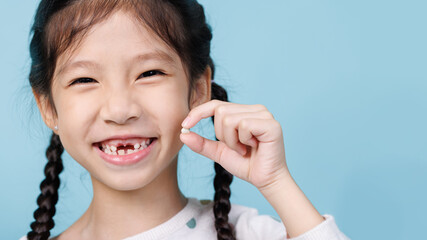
top-left (110, 145), bottom-right (117, 152)
top-left (101, 139), bottom-right (152, 155)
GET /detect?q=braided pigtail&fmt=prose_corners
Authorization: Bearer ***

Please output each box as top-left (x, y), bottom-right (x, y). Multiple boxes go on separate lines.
top-left (27, 133), bottom-right (64, 240)
top-left (210, 68), bottom-right (236, 240)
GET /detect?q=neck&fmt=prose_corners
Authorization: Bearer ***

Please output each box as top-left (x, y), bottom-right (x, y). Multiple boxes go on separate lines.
top-left (77, 157), bottom-right (187, 240)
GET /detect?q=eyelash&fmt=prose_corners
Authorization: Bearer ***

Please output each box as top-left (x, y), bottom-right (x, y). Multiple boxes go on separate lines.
top-left (138, 70), bottom-right (165, 79)
top-left (70, 77), bottom-right (96, 85)
top-left (70, 70), bottom-right (165, 85)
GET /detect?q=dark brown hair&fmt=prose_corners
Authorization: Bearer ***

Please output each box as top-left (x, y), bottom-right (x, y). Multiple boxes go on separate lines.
top-left (28, 0), bottom-right (235, 240)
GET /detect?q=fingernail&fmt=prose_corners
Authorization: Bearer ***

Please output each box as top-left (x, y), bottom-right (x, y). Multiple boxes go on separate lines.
top-left (182, 116), bottom-right (191, 128)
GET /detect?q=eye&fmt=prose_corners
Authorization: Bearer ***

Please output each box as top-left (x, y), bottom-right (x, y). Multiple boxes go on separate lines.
top-left (138, 70), bottom-right (165, 79)
top-left (70, 77), bottom-right (97, 85)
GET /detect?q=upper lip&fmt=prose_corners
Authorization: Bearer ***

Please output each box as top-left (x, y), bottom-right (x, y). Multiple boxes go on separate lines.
top-left (93, 134), bottom-right (156, 145)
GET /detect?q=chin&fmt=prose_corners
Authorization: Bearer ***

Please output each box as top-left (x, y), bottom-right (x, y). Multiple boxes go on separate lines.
top-left (92, 170), bottom-right (158, 192)
top-left (111, 182), bottom-right (146, 192)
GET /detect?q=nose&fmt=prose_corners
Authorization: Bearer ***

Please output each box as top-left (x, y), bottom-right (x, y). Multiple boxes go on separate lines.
top-left (100, 87), bottom-right (141, 125)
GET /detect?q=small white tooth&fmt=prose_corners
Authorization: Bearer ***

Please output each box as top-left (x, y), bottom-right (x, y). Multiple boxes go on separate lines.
top-left (118, 149), bottom-right (125, 155)
top-left (102, 144), bottom-right (106, 150)
top-left (128, 149), bottom-right (134, 154)
top-left (110, 146), bottom-right (117, 152)
top-left (134, 143), bottom-right (140, 149)
top-left (112, 152), bottom-right (117, 155)
top-left (106, 145), bottom-right (111, 151)
top-left (181, 128), bottom-right (190, 134)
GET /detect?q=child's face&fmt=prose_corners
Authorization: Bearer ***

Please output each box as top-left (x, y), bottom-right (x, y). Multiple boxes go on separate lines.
top-left (36, 10), bottom-right (209, 191)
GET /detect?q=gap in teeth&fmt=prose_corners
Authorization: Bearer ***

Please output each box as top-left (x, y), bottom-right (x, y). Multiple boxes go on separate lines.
top-left (101, 138), bottom-right (152, 155)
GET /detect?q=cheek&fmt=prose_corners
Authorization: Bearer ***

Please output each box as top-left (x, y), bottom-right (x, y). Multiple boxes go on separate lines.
top-left (144, 80), bottom-right (190, 132)
top-left (54, 92), bottom-right (97, 155)
top-left (57, 92), bottom-right (97, 128)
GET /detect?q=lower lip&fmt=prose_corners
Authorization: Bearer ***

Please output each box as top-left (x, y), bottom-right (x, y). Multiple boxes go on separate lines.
top-left (95, 139), bottom-right (156, 166)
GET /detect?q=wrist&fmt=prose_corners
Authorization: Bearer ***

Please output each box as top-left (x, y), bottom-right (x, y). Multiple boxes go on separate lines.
top-left (257, 169), bottom-right (324, 238)
top-left (257, 168), bottom-right (293, 196)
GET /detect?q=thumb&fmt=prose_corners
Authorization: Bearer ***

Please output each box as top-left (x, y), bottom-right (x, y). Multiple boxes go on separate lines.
top-left (180, 131), bottom-right (248, 177)
top-left (179, 131), bottom-right (220, 160)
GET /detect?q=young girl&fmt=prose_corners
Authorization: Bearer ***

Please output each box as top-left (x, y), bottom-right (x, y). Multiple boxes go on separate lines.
top-left (22, 0), bottom-right (349, 239)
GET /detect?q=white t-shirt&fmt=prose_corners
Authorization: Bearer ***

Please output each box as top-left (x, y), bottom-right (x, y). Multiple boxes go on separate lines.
top-left (20, 198), bottom-right (350, 240)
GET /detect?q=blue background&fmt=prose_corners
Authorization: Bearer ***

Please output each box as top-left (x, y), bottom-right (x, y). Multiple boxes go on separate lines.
top-left (1, 0), bottom-right (426, 239)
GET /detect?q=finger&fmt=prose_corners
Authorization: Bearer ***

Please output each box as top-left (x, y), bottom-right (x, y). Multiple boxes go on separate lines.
top-left (221, 111), bottom-right (274, 155)
top-left (213, 103), bottom-right (267, 143)
top-left (180, 130), bottom-right (249, 178)
top-left (182, 100), bottom-right (267, 129)
top-left (183, 100), bottom-right (268, 149)
top-left (238, 119), bottom-right (260, 148)
top-left (182, 100), bottom-right (226, 129)
top-left (238, 118), bottom-right (283, 143)
top-left (223, 129), bottom-right (247, 156)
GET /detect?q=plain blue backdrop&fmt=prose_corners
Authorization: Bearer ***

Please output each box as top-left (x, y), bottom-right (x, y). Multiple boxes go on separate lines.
top-left (1, 0), bottom-right (426, 239)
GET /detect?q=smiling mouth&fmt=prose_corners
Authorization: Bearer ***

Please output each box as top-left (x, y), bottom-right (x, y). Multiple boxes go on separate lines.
top-left (94, 138), bottom-right (156, 156)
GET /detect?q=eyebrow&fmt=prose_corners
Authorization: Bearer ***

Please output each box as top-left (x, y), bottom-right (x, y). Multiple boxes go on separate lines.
top-left (56, 50), bottom-right (176, 76)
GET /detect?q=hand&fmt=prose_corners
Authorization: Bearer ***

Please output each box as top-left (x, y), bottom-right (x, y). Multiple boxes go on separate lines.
top-left (180, 99), bottom-right (290, 190)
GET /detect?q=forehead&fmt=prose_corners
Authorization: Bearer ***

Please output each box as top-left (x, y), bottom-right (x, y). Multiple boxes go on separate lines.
top-left (55, 10), bottom-right (183, 76)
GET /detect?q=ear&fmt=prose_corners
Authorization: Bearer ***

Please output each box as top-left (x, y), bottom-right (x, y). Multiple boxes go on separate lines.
top-left (189, 66), bottom-right (212, 109)
top-left (33, 89), bottom-right (58, 134)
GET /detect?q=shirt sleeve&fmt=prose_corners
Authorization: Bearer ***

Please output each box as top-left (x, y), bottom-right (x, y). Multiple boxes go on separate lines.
top-left (230, 205), bottom-right (350, 240)
top-left (287, 215), bottom-right (350, 240)
top-left (232, 206), bottom-right (287, 240)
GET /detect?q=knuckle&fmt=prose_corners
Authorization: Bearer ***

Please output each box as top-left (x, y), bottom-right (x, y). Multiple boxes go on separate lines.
top-left (223, 116), bottom-right (233, 126)
top-left (213, 99), bottom-right (225, 105)
top-left (216, 105), bottom-right (227, 115)
top-left (272, 119), bottom-right (282, 130)
top-left (240, 119), bottom-right (250, 130)
top-left (264, 111), bottom-right (274, 119)
top-left (255, 104), bottom-right (267, 110)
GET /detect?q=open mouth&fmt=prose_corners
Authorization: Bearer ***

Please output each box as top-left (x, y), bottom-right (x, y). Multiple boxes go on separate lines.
top-left (94, 137), bottom-right (156, 156)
